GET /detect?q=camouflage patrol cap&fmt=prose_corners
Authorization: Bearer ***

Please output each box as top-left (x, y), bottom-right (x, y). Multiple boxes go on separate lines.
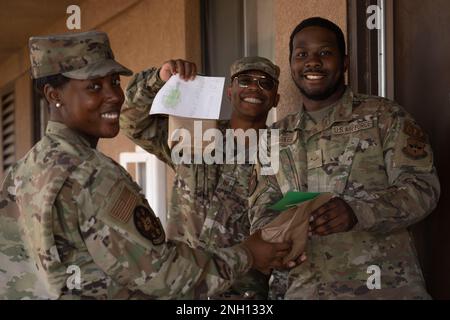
top-left (230, 56), bottom-right (280, 81)
top-left (29, 30), bottom-right (132, 80)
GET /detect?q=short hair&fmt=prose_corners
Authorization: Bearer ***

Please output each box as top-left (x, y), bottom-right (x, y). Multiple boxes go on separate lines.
top-left (289, 17), bottom-right (346, 62)
top-left (34, 74), bottom-right (70, 98)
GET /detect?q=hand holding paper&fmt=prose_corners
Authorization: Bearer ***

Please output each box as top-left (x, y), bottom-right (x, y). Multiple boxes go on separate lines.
top-left (151, 74), bottom-right (225, 119)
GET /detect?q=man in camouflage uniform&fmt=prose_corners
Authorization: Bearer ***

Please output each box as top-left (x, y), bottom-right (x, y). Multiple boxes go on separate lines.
top-left (120, 57), bottom-right (282, 298)
top-left (249, 17), bottom-right (440, 299)
top-left (0, 31), bottom-right (290, 299)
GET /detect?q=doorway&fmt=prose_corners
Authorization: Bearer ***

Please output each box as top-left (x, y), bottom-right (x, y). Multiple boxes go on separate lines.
top-left (393, 0), bottom-right (450, 299)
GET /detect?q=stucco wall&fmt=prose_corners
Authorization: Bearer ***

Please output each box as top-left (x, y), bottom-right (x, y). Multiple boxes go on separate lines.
top-left (274, 0), bottom-right (347, 120)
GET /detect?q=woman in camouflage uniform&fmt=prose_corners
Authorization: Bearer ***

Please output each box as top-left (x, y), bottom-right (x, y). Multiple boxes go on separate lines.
top-left (0, 31), bottom-right (292, 300)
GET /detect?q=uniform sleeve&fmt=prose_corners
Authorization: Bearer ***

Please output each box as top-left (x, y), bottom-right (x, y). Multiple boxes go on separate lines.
top-left (120, 67), bottom-right (174, 168)
top-left (346, 105), bottom-right (440, 233)
top-left (70, 171), bottom-right (252, 299)
top-left (248, 165), bottom-right (284, 233)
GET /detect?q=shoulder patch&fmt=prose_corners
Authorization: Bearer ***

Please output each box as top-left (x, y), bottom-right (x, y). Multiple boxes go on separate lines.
top-left (403, 120), bottom-right (425, 141)
top-left (403, 137), bottom-right (428, 159)
top-left (393, 119), bottom-right (433, 170)
top-left (402, 120), bottom-right (428, 159)
top-left (109, 185), bottom-right (139, 223)
top-left (133, 206), bottom-right (165, 245)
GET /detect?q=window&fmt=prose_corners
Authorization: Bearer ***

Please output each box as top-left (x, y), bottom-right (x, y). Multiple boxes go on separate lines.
top-left (1, 87), bottom-right (15, 172)
top-left (347, 0), bottom-right (394, 98)
top-left (201, 0), bottom-right (275, 122)
top-left (120, 146), bottom-right (167, 227)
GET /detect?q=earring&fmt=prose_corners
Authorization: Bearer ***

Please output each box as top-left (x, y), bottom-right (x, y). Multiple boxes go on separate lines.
top-left (55, 102), bottom-right (61, 108)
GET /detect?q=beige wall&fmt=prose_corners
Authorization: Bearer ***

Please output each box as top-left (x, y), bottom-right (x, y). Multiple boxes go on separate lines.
top-left (274, 0), bottom-right (347, 120)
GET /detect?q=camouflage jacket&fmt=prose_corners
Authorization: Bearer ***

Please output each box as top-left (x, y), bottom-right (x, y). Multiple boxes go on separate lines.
top-left (0, 121), bottom-right (252, 300)
top-left (120, 68), bottom-right (269, 299)
top-left (121, 68), bottom-right (254, 249)
top-left (250, 88), bottom-right (440, 299)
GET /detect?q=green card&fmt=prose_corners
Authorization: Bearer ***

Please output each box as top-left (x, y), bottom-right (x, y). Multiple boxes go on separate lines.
top-left (269, 191), bottom-right (321, 211)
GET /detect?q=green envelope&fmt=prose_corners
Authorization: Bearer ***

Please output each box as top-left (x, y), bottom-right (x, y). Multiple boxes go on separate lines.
top-left (269, 191), bottom-right (321, 211)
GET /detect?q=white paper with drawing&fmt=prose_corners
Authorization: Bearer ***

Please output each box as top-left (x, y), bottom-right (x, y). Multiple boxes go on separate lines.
top-left (150, 74), bottom-right (225, 119)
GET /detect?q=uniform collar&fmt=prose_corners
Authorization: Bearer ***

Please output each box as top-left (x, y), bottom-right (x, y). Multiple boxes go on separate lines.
top-left (45, 121), bottom-right (94, 149)
top-left (299, 87), bottom-right (354, 139)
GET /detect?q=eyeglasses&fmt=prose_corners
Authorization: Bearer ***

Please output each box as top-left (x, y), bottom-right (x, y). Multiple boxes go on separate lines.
top-left (233, 74), bottom-right (278, 91)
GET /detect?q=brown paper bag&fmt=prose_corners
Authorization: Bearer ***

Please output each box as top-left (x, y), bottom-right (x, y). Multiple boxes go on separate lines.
top-left (261, 193), bottom-right (333, 263)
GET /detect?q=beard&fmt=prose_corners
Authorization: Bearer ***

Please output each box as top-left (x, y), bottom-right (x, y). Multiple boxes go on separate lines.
top-left (296, 74), bottom-right (345, 101)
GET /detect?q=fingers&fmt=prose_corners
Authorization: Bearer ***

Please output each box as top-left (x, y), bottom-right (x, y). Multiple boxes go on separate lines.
top-left (177, 60), bottom-right (197, 80)
top-left (309, 198), bottom-right (357, 236)
top-left (274, 248), bottom-right (290, 258)
top-left (266, 241), bottom-right (292, 269)
top-left (162, 59), bottom-right (197, 81)
top-left (299, 252), bottom-right (307, 263)
top-left (290, 252), bottom-right (307, 266)
top-left (272, 252), bottom-right (307, 270)
top-left (285, 252), bottom-right (307, 268)
top-left (310, 210), bottom-right (338, 229)
top-left (271, 241), bottom-right (291, 252)
top-left (269, 257), bottom-right (286, 270)
top-left (175, 60), bottom-right (185, 78)
top-left (313, 218), bottom-right (347, 236)
top-left (310, 199), bottom-right (338, 221)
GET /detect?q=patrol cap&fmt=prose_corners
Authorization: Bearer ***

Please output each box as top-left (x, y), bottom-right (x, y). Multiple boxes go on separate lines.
top-left (29, 30), bottom-right (133, 80)
top-left (230, 56), bottom-right (280, 81)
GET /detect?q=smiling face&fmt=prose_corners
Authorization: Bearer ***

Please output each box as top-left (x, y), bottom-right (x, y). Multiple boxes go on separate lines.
top-left (227, 70), bottom-right (279, 123)
top-left (46, 74), bottom-right (124, 144)
top-left (290, 26), bottom-right (348, 108)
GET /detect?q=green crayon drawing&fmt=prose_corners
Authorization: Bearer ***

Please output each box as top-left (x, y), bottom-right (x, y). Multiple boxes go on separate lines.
top-left (163, 83), bottom-right (181, 108)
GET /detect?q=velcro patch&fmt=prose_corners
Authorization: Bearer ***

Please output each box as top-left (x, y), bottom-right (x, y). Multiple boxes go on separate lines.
top-left (307, 149), bottom-right (323, 169)
top-left (109, 185), bottom-right (139, 223)
top-left (332, 120), bottom-right (373, 135)
top-left (403, 120), bottom-right (425, 141)
top-left (393, 119), bottom-right (432, 170)
top-left (133, 206), bottom-right (165, 245)
top-left (279, 132), bottom-right (296, 147)
top-left (403, 137), bottom-right (428, 159)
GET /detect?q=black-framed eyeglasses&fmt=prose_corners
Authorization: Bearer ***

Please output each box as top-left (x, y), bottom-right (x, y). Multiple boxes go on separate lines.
top-left (233, 74), bottom-right (278, 91)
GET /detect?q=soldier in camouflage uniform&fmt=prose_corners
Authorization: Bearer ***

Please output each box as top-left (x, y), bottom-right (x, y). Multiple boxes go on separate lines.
top-left (249, 17), bottom-right (441, 299)
top-left (0, 31), bottom-right (292, 300)
top-left (120, 57), bottom-right (297, 299)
